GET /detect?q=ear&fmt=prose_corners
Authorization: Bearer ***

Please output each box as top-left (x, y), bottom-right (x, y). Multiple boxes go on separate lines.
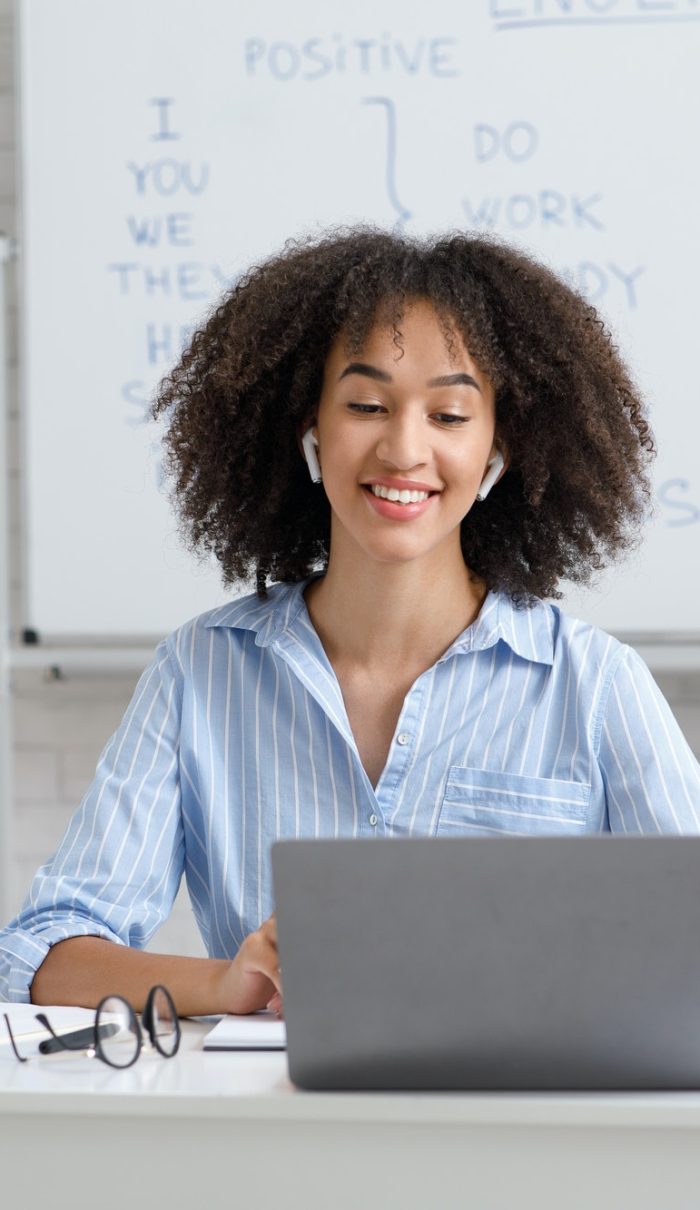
top-left (296, 418), bottom-right (318, 457)
top-left (491, 444), bottom-right (509, 483)
top-left (300, 422), bottom-right (322, 484)
top-left (476, 446), bottom-right (508, 503)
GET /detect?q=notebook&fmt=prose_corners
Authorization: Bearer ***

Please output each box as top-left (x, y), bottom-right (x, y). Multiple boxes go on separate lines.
top-left (202, 1012), bottom-right (286, 1051)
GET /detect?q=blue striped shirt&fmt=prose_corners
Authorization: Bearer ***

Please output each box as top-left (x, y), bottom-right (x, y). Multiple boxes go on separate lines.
top-left (2, 574), bottom-right (699, 1001)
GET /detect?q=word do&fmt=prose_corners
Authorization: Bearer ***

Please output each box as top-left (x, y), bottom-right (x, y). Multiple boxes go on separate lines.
top-left (474, 122), bottom-right (539, 163)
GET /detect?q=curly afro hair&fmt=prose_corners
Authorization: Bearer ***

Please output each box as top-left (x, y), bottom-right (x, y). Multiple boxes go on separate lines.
top-left (152, 226), bottom-right (655, 604)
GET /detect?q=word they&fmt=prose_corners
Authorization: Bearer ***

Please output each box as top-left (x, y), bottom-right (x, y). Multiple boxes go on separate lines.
top-left (107, 262), bottom-right (231, 300)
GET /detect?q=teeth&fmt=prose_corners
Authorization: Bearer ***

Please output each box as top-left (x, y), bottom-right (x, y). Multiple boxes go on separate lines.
top-left (370, 485), bottom-right (430, 504)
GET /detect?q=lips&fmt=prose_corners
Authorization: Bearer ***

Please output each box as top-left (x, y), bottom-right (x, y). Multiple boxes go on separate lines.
top-left (362, 484), bottom-right (437, 521)
top-left (363, 478), bottom-right (440, 494)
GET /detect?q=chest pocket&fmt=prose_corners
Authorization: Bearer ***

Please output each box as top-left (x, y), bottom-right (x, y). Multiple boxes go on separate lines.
top-left (437, 766), bottom-right (592, 836)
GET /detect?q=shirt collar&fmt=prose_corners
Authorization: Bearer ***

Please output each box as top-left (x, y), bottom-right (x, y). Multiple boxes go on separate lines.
top-left (448, 590), bottom-right (555, 666)
top-left (202, 577), bottom-right (314, 647)
top-left (204, 576), bottom-right (554, 667)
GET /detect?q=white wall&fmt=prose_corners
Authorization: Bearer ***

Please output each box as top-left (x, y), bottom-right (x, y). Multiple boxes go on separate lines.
top-left (16, 0), bottom-right (700, 640)
top-left (1, 0), bottom-right (201, 949)
top-left (0, 0), bottom-right (698, 948)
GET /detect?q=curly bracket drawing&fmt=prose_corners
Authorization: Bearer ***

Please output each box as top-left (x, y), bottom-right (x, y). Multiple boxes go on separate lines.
top-left (362, 97), bottom-right (412, 230)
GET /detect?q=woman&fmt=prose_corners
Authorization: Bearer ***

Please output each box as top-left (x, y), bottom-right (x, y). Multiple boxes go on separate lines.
top-left (2, 227), bottom-right (699, 1013)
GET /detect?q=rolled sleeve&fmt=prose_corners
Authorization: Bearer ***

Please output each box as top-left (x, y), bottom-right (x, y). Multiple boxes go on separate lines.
top-left (598, 647), bottom-right (700, 834)
top-left (0, 918), bottom-right (127, 1004)
top-left (0, 640), bottom-right (185, 1002)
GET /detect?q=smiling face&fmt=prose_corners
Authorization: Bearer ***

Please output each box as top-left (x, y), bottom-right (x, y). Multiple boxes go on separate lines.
top-left (306, 298), bottom-right (502, 574)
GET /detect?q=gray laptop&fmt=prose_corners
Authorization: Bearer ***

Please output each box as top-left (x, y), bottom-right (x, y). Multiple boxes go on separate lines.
top-left (272, 836), bottom-right (700, 1091)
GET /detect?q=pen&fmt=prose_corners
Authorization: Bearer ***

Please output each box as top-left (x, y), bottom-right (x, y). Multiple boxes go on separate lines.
top-left (38, 1021), bottom-right (121, 1055)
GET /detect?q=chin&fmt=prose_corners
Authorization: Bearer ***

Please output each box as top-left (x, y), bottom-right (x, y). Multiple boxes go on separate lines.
top-left (359, 537), bottom-right (444, 566)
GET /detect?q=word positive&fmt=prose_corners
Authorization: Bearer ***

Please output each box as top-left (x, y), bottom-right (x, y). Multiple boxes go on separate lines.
top-left (244, 35), bottom-right (460, 80)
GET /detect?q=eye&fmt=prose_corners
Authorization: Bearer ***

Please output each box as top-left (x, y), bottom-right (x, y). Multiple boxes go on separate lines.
top-left (346, 403), bottom-right (384, 414)
top-left (435, 414), bottom-right (469, 425)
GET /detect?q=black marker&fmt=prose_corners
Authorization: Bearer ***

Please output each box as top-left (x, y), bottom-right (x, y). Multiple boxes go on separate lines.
top-left (38, 1022), bottom-right (120, 1055)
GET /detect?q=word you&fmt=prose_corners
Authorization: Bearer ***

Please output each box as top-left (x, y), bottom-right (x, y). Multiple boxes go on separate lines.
top-left (126, 159), bottom-right (209, 197)
top-left (244, 35), bottom-right (459, 80)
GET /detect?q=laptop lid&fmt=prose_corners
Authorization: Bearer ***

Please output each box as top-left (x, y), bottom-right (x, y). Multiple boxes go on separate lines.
top-left (272, 836), bottom-right (700, 1091)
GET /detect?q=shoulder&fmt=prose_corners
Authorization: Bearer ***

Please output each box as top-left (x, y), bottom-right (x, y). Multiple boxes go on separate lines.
top-left (487, 590), bottom-right (629, 683)
top-left (527, 598), bottom-right (662, 722)
top-left (545, 600), bottom-right (628, 676)
top-left (159, 578), bottom-right (314, 672)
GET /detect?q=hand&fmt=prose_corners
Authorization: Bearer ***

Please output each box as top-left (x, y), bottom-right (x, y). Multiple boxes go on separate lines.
top-left (218, 913), bottom-right (283, 1016)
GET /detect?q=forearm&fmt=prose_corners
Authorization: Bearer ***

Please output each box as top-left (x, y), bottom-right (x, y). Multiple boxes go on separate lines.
top-left (30, 936), bottom-right (234, 1016)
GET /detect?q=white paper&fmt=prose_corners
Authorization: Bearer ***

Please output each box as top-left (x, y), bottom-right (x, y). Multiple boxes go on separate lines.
top-left (202, 1012), bottom-right (286, 1050)
top-left (0, 1004), bottom-right (97, 1045)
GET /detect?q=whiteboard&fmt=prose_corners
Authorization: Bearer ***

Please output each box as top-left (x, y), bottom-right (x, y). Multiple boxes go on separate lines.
top-left (18, 0), bottom-right (700, 640)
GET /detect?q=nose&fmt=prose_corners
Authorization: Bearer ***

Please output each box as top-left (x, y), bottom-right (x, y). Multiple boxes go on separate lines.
top-left (375, 411), bottom-right (430, 473)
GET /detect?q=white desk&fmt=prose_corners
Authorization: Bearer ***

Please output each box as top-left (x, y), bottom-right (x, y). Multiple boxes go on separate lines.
top-left (2, 1019), bottom-right (700, 1210)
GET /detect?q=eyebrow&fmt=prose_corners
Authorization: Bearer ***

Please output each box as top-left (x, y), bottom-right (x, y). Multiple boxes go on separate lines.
top-left (338, 362), bottom-right (482, 393)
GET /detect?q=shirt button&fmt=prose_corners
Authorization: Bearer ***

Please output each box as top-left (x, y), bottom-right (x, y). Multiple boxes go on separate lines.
top-left (369, 814), bottom-right (378, 827)
top-left (397, 733), bottom-right (409, 746)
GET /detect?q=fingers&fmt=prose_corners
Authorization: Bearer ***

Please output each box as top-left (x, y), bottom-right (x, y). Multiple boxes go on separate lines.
top-left (266, 991), bottom-right (283, 1018)
top-left (258, 915), bottom-right (282, 1014)
top-left (261, 912), bottom-right (277, 945)
top-left (237, 912), bottom-right (282, 998)
top-left (223, 912), bottom-right (284, 1016)
top-left (241, 933), bottom-right (281, 992)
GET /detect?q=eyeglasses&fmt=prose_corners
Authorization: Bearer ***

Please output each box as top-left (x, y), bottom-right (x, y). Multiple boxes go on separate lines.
top-left (3, 985), bottom-right (180, 1069)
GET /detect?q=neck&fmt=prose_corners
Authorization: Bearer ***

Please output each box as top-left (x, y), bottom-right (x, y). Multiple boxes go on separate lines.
top-left (304, 548), bottom-right (487, 675)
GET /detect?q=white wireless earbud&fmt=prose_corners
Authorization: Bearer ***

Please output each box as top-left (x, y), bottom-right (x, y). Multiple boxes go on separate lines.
top-left (476, 450), bottom-right (505, 502)
top-left (301, 428), bottom-right (322, 483)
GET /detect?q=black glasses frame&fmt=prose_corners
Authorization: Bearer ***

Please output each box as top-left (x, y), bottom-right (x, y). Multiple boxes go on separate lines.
top-left (4, 984), bottom-right (180, 1069)
top-left (3, 1011), bottom-right (28, 1062)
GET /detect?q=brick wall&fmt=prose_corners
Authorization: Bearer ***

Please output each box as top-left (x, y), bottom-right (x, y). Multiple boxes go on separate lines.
top-left (1, 2), bottom-right (698, 964)
top-left (11, 666), bottom-right (205, 956)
